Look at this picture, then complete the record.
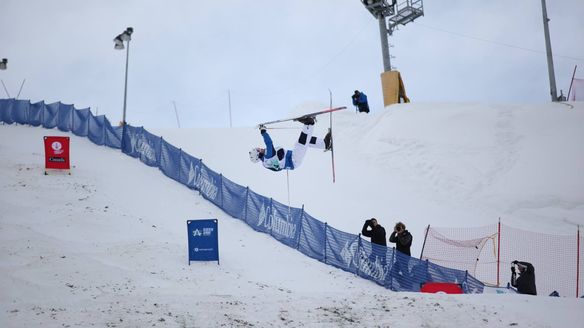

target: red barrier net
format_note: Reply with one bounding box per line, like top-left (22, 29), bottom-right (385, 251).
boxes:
top-left (421, 223), bottom-right (582, 297)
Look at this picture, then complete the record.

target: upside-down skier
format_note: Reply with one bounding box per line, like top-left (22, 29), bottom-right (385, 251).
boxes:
top-left (249, 116), bottom-right (332, 171)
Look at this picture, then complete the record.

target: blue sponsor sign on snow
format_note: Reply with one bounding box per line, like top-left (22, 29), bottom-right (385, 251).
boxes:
top-left (187, 219), bottom-right (219, 265)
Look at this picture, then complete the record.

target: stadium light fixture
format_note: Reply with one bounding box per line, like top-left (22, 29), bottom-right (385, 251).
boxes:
top-left (113, 27), bottom-right (134, 125)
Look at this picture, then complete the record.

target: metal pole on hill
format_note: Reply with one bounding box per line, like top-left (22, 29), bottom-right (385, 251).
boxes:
top-left (378, 15), bottom-right (391, 72)
top-left (16, 79), bottom-right (26, 99)
top-left (228, 89), bottom-right (233, 128)
top-left (1, 80), bottom-right (10, 98)
top-left (328, 89), bottom-right (336, 183)
top-left (113, 27), bottom-right (134, 125)
top-left (540, 0), bottom-right (558, 102)
top-left (172, 101), bottom-right (181, 128)
top-left (497, 218), bottom-right (501, 287)
top-left (567, 65), bottom-right (577, 101)
top-left (577, 226), bottom-right (580, 298)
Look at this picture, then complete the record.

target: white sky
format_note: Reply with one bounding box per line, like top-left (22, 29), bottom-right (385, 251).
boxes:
top-left (1, 0), bottom-right (583, 127)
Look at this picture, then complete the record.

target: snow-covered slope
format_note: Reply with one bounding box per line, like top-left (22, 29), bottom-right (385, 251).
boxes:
top-left (154, 102), bottom-right (584, 250)
top-left (1, 102), bottom-right (583, 327)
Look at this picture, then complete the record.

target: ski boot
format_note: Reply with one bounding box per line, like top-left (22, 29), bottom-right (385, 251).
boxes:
top-left (324, 130), bottom-right (332, 151)
top-left (296, 115), bottom-right (316, 125)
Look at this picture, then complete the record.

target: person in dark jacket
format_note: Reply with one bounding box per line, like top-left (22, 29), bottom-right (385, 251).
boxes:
top-left (361, 218), bottom-right (387, 246)
top-left (389, 221), bottom-right (412, 256)
top-left (511, 260), bottom-right (537, 295)
top-left (352, 90), bottom-right (370, 113)
top-left (388, 221), bottom-right (413, 288)
top-left (362, 218), bottom-right (387, 266)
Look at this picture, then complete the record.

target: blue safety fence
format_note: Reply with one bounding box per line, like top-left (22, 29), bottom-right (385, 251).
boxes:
top-left (0, 98), bottom-right (484, 294)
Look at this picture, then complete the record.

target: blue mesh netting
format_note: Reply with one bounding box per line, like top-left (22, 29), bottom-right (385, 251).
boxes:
top-left (0, 98), bottom-right (485, 294)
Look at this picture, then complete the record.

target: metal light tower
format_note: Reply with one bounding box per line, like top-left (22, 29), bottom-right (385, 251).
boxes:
top-left (540, 0), bottom-right (558, 101)
top-left (361, 1), bottom-right (423, 107)
top-left (1, 58), bottom-right (9, 98)
top-left (361, 0), bottom-right (424, 72)
top-left (113, 27), bottom-right (134, 125)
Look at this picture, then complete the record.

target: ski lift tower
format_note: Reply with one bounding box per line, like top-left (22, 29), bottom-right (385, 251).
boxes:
top-left (361, 0), bottom-right (424, 106)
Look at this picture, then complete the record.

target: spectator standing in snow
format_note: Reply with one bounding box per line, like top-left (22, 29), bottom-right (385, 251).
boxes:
top-left (352, 90), bottom-right (370, 113)
top-left (389, 221), bottom-right (412, 256)
top-left (362, 218), bottom-right (387, 265)
top-left (511, 260), bottom-right (537, 295)
top-left (388, 221), bottom-right (413, 288)
top-left (361, 218), bottom-right (387, 246)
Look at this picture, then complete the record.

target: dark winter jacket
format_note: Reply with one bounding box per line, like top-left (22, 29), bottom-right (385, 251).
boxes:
top-left (389, 230), bottom-right (412, 256)
top-left (362, 222), bottom-right (387, 246)
top-left (511, 261), bottom-right (537, 295)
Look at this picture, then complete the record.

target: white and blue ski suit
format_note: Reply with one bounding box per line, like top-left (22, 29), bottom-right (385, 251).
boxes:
top-left (260, 124), bottom-right (324, 171)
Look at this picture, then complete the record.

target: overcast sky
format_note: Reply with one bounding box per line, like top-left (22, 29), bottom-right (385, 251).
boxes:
top-left (1, 0), bottom-right (583, 127)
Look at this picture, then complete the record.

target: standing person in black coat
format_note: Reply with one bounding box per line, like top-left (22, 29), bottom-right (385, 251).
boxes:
top-left (362, 218), bottom-right (387, 266)
top-left (362, 218), bottom-right (387, 246)
top-left (511, 260), bottom-right (537, 295)
top-left (388, 222), bottom-right (413, 288)
top-left (389, 221), bottom-right (412, 256)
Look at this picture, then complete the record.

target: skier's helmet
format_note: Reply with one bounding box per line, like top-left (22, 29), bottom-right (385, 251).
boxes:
top-left (249, 148), bottom-right (262, 163)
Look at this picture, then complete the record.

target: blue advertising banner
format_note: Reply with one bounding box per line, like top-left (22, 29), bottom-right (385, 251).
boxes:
top-left (187, 219), bottom-right (219, 265)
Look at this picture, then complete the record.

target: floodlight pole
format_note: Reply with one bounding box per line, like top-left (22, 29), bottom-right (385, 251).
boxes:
top-left (540, 0), bottom-right (558, 102)
top-left (122, 39), bottom-right (130, 124)
top-left (114, 27), bottom-right (133, 125)
top-left (378, 16), bottom-right (391, 72)
top-left (0, 58), bottom-right (9, 98)
top-left (172, 100), bottom-right (181, 128)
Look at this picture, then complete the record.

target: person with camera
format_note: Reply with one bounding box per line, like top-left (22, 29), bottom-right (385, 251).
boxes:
top-left (511, 260), bottom-right (537, 295)
top-left (388, 222), bottom-right (413, 289)
top-left (389, 222), bottom-right (412, 256)
top-left (352, 90), bottom-right (370, 113)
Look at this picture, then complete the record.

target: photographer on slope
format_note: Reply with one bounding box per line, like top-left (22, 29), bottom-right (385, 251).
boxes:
top-left (511, 260), bottom-right (537, 295)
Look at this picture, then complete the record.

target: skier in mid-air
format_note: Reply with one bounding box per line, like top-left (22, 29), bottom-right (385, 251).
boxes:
top-left (249, 116), bottom-right (332, 171)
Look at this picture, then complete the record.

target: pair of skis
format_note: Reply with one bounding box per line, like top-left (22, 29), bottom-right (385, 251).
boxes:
top-left (257, 94), bottom-right (344, 183)
top-left (256, 106), bottom-right (346, 127)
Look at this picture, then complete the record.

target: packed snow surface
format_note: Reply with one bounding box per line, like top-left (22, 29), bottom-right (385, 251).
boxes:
top-left (1, 102), bottom-right (583, 327)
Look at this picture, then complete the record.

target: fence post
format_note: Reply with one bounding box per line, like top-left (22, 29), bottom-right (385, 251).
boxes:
top-left (197, 159), bottom-right (203, 195)
top-left (157, 136), bottom-right (163, 166)
top-left (268, 198), bottom-right (273, 235)
top-left (219, 174), bottom-right (224, 209)
top-left (296, 205), bottom-right (304, 250)
top-left (464, 270), bottom-right (469, 294)
top-left (389, 247), bottom-right (397, 290)
top-left (497, 218), bottom-right (501, 287)
top-left (244, 187), bottom-right (249, 222)
top-left (323, 222), bottom-right (328, 263)
top-left (420, 224), bottom-right (430, 259)
top-left (177, 149), bottom-right (182, 182)
top-left (577, 225), bottom-right (580, 298)
top-left (356, 233), bottom-right (362, 276)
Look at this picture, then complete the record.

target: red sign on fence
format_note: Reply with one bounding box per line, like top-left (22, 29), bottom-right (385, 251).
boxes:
top-left (44, 136), bottom-right (70, 173)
